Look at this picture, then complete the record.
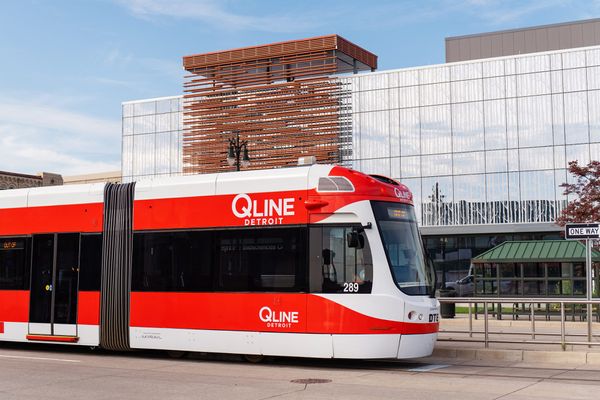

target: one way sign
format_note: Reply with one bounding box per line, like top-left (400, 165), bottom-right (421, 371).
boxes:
top-left (565, 223), bottom-right (600, 239)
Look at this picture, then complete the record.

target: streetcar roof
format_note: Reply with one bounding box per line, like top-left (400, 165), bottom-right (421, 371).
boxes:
top-left (0, 164), bottom-right (412, 208)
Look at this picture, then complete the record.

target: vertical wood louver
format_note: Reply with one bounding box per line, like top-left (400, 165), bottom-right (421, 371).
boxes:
top-left (182, 35), bottom-right (377, 174)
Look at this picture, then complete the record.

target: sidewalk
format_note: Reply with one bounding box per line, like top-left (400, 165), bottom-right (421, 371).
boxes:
top-left (431, 313), bottom-right (600, 364)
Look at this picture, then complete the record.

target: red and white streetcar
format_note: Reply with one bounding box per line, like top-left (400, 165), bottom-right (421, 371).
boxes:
top-left (0, 164), bottom-right (438, 359)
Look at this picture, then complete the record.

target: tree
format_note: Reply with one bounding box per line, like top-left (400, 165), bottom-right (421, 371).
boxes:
top-left (556, 160), bottom-right (600, 226)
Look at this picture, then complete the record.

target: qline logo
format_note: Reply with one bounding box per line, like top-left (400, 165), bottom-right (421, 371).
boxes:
top-left (231, 193), bottom-right (295, 226)
top-left (259, 306), bottom-right (299, 329)
top-left (394, 187), bottom-right (412, 200)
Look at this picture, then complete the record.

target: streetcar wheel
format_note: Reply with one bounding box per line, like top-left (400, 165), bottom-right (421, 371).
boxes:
top-left (167, 350), bottom-right (188, 359)
top-left (243, 354), bottom-right (264, 363)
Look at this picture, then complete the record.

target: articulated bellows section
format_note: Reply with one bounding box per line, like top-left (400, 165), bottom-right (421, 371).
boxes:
top-left (100, 182), bottom-right (136, 351)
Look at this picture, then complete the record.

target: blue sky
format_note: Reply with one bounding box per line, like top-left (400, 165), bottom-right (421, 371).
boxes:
top-left (1, 0), bottom-right (599, 175)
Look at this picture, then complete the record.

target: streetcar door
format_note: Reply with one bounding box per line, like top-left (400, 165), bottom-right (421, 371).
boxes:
top-left (29, 233), bottom-right (80, 337)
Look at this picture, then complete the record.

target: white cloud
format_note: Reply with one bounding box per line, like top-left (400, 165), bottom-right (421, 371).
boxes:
top-left (0, 96), bottom-right (121, 176)
top-left (116, 0), bottom-right (317, 32)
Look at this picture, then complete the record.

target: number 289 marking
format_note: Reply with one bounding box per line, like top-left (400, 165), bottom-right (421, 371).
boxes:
top-left (343, 282), bottom-right (359, 293)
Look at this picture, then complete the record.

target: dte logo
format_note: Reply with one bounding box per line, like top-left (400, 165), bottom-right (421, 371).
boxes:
top-left (231, 193), bottom-right (295, 226)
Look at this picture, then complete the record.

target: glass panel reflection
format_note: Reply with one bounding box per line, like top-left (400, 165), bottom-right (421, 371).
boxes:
top-left (420, 105), bottom-right (451, 154)
top-left (451, 79), bottom-right (482, 103)
top-left (486, 150), bottom-right (507, 173)
top-left (420, 83), bottom-right (450, 106)
top-left (483, 77), bottom-right (505, 100)
top-left (422, 154), bottom-right (452, 176)
top-left (358, 111), bottom-right (390, 158)
top-left (517, 95), bottom-right (553, 148)
top-left (401, 156), bottom-right (421, 178)
top-left (566, 144), bottom-right (590, 165)
top-left (399, 108), bottom-right (420, 156)
top-left (453, 152), bottom-right (484, 175)
top-left (155, 132), bottom-right (170, 175)
top-left (484, 99), bottom-right (507, 150)
top-left (519, 147), bottom-right (553, 171)
top-left (452, 102), bottom-right (484, 152)
top-left (486, 173), bottom-right (509, 223)
top-left (517, 72), bottom-right (551, 96)
top-left (134, 101), bottom-right (155, 116)
top-left (453, 174), bottom-right (486, 225)
top-left (421, 176), bottom-right (453, 226)
top-left (132, 134), bottom-right (155, 177)
top-left (564, 92), bottom-right (589, 144)
top-left (563, 68), bottom-right (587, 92)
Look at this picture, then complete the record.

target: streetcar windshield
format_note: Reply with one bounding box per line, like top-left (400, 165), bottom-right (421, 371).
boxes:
top-left (372, 202), bottom-right (433, 295)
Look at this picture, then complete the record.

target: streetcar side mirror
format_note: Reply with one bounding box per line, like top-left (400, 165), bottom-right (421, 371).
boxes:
top-left (347, 231), bottom-right (365, 249)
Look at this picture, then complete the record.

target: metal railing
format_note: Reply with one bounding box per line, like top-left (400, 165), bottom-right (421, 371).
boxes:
top-left (437, 297), bottom-right (600, 350)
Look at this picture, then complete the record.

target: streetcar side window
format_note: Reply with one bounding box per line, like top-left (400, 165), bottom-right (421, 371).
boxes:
top-left (217, 228), bottom-right (307, 292)
top-left (132, 228), bottom-right (307, 293)
top-left (79, 234), bottom-right (102, 291)
top-left (132, 231), bottom-right (213, 292)
top-left (309, 226), bottom-right (373, 293)
top-left (0, 237), bottom-right (30, 290)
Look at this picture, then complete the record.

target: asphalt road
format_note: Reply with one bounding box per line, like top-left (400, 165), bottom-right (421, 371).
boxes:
top-left (0, 342), bottom-right (599, 399)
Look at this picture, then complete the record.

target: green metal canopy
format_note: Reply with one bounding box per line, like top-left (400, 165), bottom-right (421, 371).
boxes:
top-left (472, 240), bottom-right (600, 263)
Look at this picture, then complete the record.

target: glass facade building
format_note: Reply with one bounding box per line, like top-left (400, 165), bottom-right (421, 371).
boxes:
top-left (121, 45), bottom-right (600, 276)
top-left (122, 96), bottom-right (183, 182)
top-left (340, 45), bottom-right (600, 231)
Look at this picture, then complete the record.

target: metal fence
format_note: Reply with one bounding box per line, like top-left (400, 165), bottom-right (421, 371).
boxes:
top-left (437, 297), bottom-right (600, 350)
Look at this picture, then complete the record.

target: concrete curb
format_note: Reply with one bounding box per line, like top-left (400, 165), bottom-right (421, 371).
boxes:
top-left (432, 346), bottom-right (599, 364)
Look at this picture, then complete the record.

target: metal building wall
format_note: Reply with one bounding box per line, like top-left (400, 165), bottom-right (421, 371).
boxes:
top-left (446, 19), bottom-right (600, 63)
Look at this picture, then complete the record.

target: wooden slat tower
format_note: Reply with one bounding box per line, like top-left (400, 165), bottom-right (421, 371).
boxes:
top-left (182, 35), bottom-right (377, 174)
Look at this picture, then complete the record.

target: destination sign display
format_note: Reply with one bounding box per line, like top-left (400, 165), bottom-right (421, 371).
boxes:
top-left (565, 223), bottom-right (600, 239)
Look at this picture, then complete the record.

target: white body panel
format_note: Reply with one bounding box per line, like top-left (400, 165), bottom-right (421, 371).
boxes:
top-left (259, 332), bottom-right (333, 358)
top-left (131, 327), bottom-right (418, 359)
top-left (398, 332), bottom-right (437, 359)
top-left (76, 325), bottom-right (100, 346)
top-left (0, 322), bottom-right (29, 342)
top-left (53, 323), bottom-right (77, 336)
top-left (0, 323), bottom-right (99, 346)
top-left (131, 327), bottom-right (262, 355)
top-left (28, 322), bottom-right (51, 335)
top-left (27, 183), bottom-right (105, 207)
top-left (333, 334), bottom-right (401, 359)
top-left (0, 188), bottom-right (29, 209)
top-left (134, 165), bottom-right (335, 201)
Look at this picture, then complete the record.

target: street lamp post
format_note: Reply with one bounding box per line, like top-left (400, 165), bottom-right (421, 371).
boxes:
top-left (226, 132), bottom-right (251, 171)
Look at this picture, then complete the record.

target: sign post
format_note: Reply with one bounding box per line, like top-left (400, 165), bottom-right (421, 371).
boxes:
top-left (565, 223), bottom-right (600, 347)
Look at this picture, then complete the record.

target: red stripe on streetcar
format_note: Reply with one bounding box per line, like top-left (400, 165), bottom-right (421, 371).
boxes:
top-left (0, 291), bottom-right (29, 323)
top-left (26, 335), bottom-right (79, 343)
top-left (130, 292), bottom-right (438, 335)
top-left (133, 190), bottom-right (310, 231)
top-left (0, 203), bottom-right (103, 235)
top-left (77, 291), bottom-right (100, 325)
